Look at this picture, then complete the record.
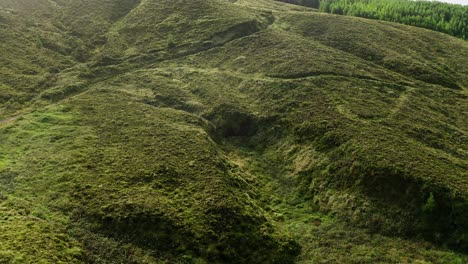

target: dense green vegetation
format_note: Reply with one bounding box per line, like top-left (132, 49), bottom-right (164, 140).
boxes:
top-left (277, 0), bottom-right (468, 40)
top-left (320, 0), bottom-right (468, 39)
top-left (0, 0), bottom-right (467, 263)
top-left (318, 0), bottom-right (468, 40)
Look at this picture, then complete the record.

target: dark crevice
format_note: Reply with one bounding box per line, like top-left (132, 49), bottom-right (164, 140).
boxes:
top-left (204, 104), bottom-right (259, 139)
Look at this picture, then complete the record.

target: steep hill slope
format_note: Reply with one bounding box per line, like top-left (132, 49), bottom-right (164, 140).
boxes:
top-left (0, 0), bottom-right (467, 263)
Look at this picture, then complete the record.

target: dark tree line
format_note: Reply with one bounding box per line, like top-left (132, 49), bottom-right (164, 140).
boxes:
top-left (276, 0), bottom-right (320, 8)
top-left (277, 0), bottom-right (468, 40)
top-left (319, 0), bottom-right (467, 40)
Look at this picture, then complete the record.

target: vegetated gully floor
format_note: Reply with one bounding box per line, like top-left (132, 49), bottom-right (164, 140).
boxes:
top-left (221, 142), bottom-right (325, 251)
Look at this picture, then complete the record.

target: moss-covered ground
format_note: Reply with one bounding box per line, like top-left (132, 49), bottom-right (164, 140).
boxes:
top-left (0, 0), bottom-right (467, 263)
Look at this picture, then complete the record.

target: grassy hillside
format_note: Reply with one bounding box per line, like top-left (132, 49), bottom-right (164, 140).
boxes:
top-left (0, 6), bottom-right (76, 115)
top-left (0, 0), bottom-right (467, 263)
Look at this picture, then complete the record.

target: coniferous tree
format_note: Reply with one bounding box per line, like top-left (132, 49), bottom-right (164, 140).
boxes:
top-left (316, 0), bottom-right (468, 40)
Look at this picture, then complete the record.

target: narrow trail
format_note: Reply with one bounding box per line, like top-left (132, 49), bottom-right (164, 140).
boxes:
top-left (0, 114), bottom-right (21, 126)
top-left (388, 87), bottom-right (416, 118)
top-left (154, 65), bottom-right (397, 85)
top-left (334, 86), bottom-right (417, 123)
top-left (152, 65), bottom-right (418, 125)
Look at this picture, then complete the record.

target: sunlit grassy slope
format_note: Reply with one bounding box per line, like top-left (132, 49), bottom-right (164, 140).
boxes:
top-left (0, 0), bottom-right (467, 263)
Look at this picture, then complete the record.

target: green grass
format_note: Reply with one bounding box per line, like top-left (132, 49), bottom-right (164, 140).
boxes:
top-left (0, 0), bottom-right (467, 263)
top-left (0, 88), bottom-right (299, 263)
